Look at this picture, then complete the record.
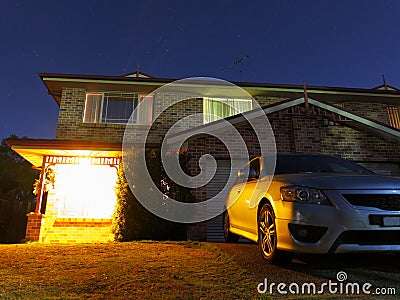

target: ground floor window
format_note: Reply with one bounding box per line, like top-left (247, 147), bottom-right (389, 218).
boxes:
top-left (55, 162), bottom-right (117, 218)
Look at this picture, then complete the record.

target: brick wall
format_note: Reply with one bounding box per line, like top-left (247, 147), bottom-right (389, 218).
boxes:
top-left (292, 117), bottom-right (321, 153)
top-left (187, 113), bottom-right (400, 178)
top-left (319, 123), bottom-right (400, 161)
top-left (344, 102), bottom-right (390, 125)
top-left (33, 185), bottom-right (114, 243)
top-left (146, 97), bottom-right (203, 144)
top-left (254, 96), bottom-right (288, 107)
top-left (40, 217), bottom-right (113, 243)
top-left (25, 213), bottom-right (43, 241)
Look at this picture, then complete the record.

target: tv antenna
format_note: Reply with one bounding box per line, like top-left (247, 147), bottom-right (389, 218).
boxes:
top-left (222, 55), bottom-right (250, 73)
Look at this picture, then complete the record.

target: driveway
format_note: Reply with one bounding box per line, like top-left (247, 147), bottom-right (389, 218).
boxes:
top-left (213, 242), bottom-right (399, 298)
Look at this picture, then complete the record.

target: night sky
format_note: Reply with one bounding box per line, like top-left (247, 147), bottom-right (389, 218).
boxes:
top-left (1, 0), bottom-right (399, 140)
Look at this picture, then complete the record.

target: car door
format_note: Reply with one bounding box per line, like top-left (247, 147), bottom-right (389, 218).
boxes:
top-left (227, 158), bottom-right (260, 233)
top-left (226, 166), bottom-right (248, 230)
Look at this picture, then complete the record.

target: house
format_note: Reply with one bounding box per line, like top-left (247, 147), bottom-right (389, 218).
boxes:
top-left (7, 71), bottom-right (400, 243)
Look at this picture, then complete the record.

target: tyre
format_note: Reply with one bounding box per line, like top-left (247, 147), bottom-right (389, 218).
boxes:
top-left (258, 203), bottom-right (293, 264)
top-left (223, 211), bottom-right (240, 243)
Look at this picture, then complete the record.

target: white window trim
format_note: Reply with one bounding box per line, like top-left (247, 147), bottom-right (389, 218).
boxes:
top-left (84, 92), bottom-right (154, 125)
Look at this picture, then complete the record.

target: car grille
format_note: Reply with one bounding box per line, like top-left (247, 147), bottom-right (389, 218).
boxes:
top-left (329, 230), bottom-right (400, 253)
top-left (342, 194), bottom-right (400, 211)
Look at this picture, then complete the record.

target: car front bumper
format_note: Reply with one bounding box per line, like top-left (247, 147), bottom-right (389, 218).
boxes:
top-left (274, 190), bottom-right (400, 254)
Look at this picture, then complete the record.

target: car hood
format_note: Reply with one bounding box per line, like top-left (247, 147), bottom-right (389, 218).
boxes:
top-left (273, 173), bottom-right (400, 190)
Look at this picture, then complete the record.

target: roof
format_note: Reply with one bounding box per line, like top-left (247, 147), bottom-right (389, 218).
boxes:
top-left (122, 71), bottom-right (154, 78)
top-left (372, 83), bottom-right (400, 91)
top-left (39, 72), bottom-right (400, 106)
top-left (165, 97), bottom-right (400, 145)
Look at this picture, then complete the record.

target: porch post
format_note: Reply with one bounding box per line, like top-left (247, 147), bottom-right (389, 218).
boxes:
top-left (34, 155), bottom-right (47, 214)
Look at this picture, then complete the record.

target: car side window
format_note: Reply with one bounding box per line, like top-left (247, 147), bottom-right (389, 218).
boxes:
top-left (234, 158), bottom-right (261, 185)
top-left (249, 158), bottom-right (260, 181)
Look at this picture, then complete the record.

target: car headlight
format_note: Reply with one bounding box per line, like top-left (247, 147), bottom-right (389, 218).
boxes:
top-left (280, 186), bottom-right (331, 205)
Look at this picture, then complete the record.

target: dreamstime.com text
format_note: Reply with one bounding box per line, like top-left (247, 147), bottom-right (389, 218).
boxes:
top-left (257, 271), bottom-right (396, 296)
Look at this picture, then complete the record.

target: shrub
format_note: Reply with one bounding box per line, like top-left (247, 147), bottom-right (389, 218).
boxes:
top-left (112, 149), bottom-right (194, 241)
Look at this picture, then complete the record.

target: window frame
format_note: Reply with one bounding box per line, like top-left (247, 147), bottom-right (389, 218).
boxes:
top-left (101, 92), bottom-right (139, 124)
top-left (203, 97), bottom-right (253, 124)
top-left (55, 163), bottom-right (118, 219)
top-left (83, 92), bottom-right (154, 125)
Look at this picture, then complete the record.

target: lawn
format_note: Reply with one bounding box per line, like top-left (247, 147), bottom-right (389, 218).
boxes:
top-left (0, 242), bottom-right (256, 299)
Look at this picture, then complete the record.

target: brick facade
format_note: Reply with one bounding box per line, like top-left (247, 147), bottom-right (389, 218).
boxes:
top-left (26, 76), bottom-right (400, 242)
top-left (344, 102), bottom-right (391, 125)
top-left (25, 213), bottom-right (43, 241)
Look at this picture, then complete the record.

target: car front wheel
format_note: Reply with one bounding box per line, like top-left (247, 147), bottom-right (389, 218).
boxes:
top-left (258, 203), bottom-right (293, 264)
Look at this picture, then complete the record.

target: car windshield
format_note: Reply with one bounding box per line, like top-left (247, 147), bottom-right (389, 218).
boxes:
top-left (274, 155), bottom-right (373, 175)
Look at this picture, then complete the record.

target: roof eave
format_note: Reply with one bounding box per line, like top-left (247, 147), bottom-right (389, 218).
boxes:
top-left (6, 139), bottom-right (123, 167)
top-left (39, 73), bottom-right (400, 107)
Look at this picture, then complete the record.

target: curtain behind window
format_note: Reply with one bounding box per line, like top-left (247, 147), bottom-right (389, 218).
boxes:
top-left (205, 99), bottom-right (225, 123)
top-left (83, 93), bottom-right (102, 123)
top-left (204, 98), bottom-right (252, 123)
top-left (227, 99), bottom-right (252, 115)
top-left (137, 94), bottom-right (153, 125)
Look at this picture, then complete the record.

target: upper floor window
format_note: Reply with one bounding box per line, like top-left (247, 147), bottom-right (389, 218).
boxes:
top-left (83, 92), bottom-right (153, 125)
top-left (203, 97), bottom-right (252, 124)
top-left (387, 106), bottom-right (400, 129)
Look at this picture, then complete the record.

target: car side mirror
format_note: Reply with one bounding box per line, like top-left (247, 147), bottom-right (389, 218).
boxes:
top-left (248, 168), bottom-right (258, 179)
top-left (238, 168), bottom-right (258, 179)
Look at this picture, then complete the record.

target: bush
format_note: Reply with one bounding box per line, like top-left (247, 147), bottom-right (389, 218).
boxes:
top-left (112, 149), bottom-right (194, 241)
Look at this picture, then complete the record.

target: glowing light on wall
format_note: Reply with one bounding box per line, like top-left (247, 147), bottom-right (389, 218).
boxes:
top-left (54, 160), bottom-right (117, 218)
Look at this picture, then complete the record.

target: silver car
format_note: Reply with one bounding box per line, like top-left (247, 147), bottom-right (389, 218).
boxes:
top-left (223, 154), bottom-right (400, 264)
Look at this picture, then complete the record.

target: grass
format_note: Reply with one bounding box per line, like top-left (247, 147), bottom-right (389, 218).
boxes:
top-left (0, 241), bottom-right (256, 299)
top-left (1, 242), bottom-right (398, 299)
